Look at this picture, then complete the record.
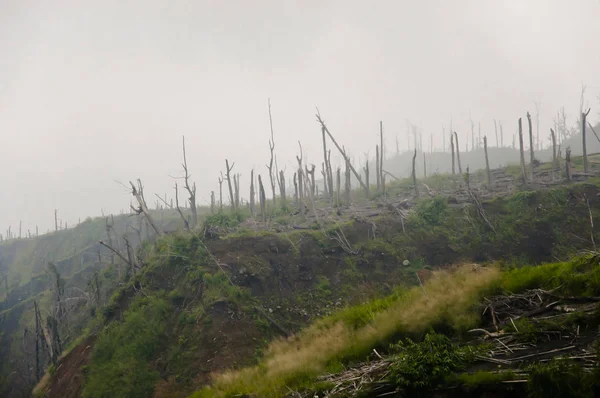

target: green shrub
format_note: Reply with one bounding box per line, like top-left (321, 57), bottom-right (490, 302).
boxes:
top-left (527, 359), bottom-right (596, 398)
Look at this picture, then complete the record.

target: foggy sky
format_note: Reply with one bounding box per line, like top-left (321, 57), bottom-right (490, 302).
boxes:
top-left (1, 0), bottom-right (599, 234)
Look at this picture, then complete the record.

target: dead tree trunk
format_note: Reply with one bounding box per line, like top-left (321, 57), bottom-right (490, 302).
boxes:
top-left (566, 147), bottom-right (572, 181)
top-left (518, 118), bottom-right (527, 185)
top-left (344, 158), bottom-right (351, 205)
top-left (305, 164), bottom-right (316, 196)
top-left (278, 170), bottom-right (286, 207)
top-left (181, 136), bottom-right (197, 228)
top-left (34, 300), bottom-right (50, 381)
top-left (336, 167), bottom-right (341, 206)
top-left (321, 126), bottom-right (331, 199)
top-left (54, 210), bottom-right (58, 232)
top-left (451, 133), bottom-right (456, 175)
top-left (266, 98), bottom-right (277, 208)
top-left (225, 160), bottom-right (236, 210)
top-left (363, 161), bottom-right (370, 199)
top-left (484, 136), bottom-right (491, 186)
top-left (582, 108), bottom-right (592, 173)
top-left (218, 175), bottom-right (224, 211)
top-left (376, 145), bottom-right (381, 192)
top-left (174, 183), bottom-right (190, 231)
top-left (423, 153), bottom-right (427, 178)
top-left (494, 119), bottom-right (499, 147)
top-left (527, 112), bottom-right (535, 181)
top-left (499, 122), bottom-right (504, 147)
top-left (210, 191), bottom-right (215, 214)
top-left (105, 215), bottom-right (115, 265)
top-left (412, 149), bottom-right (419, 197)
top-left (234, 174), bottom-right (240, 209)
top-left (250, 169), bottom-right (255, 217)
top-left (293, 172), bottom-right (298, 206)
top-left (258, 175), bottom-right (266, 222)
top-left (551, 128), bottom-right (557, 181)
top-left (379, 120), bottom-right (384, 188)
top-left (454, 132), bottom-right (463, 174)
top-left (130, 179), bottom-right (162, 236)
top-left (316, 113), bottom-right (368, 190)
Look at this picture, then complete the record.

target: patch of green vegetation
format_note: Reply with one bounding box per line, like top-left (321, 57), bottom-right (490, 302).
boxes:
top-left (203, 210), bottom-right (248, 229)
top-left (83, 295), bottom-right (172, 398)
top-left (527, 358), bottom-right (600, 398)
top-left (453, 370), bottom-right (516, 387)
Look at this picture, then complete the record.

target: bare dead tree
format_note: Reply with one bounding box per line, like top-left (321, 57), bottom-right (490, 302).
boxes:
top-left (484, 136), bottom-right (491, 186)
top-left (582, 108), bottom-right (592, 173)
top-left (123, 235), bottom-right (138, 277)
top-left (566, 147), bottom-right (572, 181)
top-left (375, 145), bottom-right (381, 192)
top-left (210, 191), bottom-right (215, 214)
top-left (320, 125), bottom-right (331, 199)
top-left (105, 215), bottom-right (115, 265)
top-left (316, 112), bottom-right (368, 190)
top-left (423, 152), bottom-right (427, 178)
top-left (363, 160), bottom-right (370, 198)
top-left (99, 240), bottom-right (131, 267)
top-left (34, 300), bottom-right (50, 380)
top-left (499, 121), bottom-right (504, 147)
top-left (527, 112), bottom-right (535, 181)
top-left (249, 169), bottom-right (255, 217)
top-left (258, 175), bottom-right (266, 222)
top-left (336, 167), bottom-right (341, 206)
top-left (234, 173), bottom-right (240, 209)
top-left (454, 132), bottom-right (463, 174)
top-left (551, 128), bottom-right (557, 181)
top-left (181, 136), bottom-right (197, 228)
top-left (54, 209), bottom-right (58, 232)
top-left (218, 174), bottom-right (224, 211)
top-left (266, 98), bottom-right (278, 208)
top-left (296, 142), bottom-right (304, 204)
top-left (412, 149), bottom-right (419, 196)
top-left (174, 183), bottom-right (190, 231)
top-left (379, 120), bottom-right (384, 187)
top-left (130, 179), bottom-right (162, 236)
top-left (518, 118), bottom-right (527, 185)
top-left (494, 119), bottom-right (499, 147)
top-left (278, 170), bottom-right (286, 207)
top-left (451, 133), bottom-right (456, 175)
top-left (225, 159), bottom-right (236, 210)
top-left (321, 162), bottom-right (328, 196)
top-left (291, 172), bottom-right (297, 206)
top-left (344, 157), bottom-right (351, 206)
top-left (305, 164), bottom-right (316, 196)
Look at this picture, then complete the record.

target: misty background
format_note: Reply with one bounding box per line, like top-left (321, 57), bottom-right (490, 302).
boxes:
top-left (1, 0), bottom-right (599, 234)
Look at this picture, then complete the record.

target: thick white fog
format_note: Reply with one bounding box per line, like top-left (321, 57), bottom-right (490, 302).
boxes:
top-left (0, 0), bottom-right (599, 233)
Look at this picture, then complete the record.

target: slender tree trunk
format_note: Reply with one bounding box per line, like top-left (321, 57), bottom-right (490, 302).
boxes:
top-left (379, 120), bottom-right (384, 187)
top-left (376, 145), bottom-right (381, 192)
top-left (54, 210), bottom-right (58, 232)
top-left (518, 118), bottom-right (527, 185)
top-left (551, 128), bottom-right (557, 181)
top-left (499, 122), bottom-right (504, 147)
top-left (494, 119), bottom-right (499, 147)
top-left (527, 112), bottom-right (535, 181)
top-left (566, 147), bottom-right (572, 181)
top-left (451, 133), bottom-right (455, 175)
top-left (321, 126), bottom-right (330, 198)
top-left (454, 132), bottom-right (463, 174)
top-left (249, 169), bottom-right (255, 216)
top-left (258, 175), bottom-right (266, 222)
top-left (344, 159), bottom-right (351, 206)
top-left (336, 167), bottom-right (341, 206)
top-left (582, 109), bottom-right (591, 173)
top-left (423, 153), bottom-right (427, 179)
top-left (364, 161), bottom-right (370, 199)
top-left (218, 177), bottom-right (223, 211)
top-left (225, 159), bottom-right (235, 210)
top-left (484, 136), bottom-right (491, 186)
top-left (412, 149), bottom-right (419, 196)
top-left (293, 172), bottom-right (298, 206)
top-left (279, 170), bottom-right (286, 207)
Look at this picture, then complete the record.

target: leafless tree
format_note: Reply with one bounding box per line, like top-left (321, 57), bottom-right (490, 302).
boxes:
top-left (518, 118), bottom-right (527, 185)
top-left (264, 99), bottom-right (278, 209)
top-left (379, 120), bottom-right (384, 187)
top-left (450, 133), bottom-right (455, 175)
top-left (180, 136), bottom-right (197, 228)
top-left (130, 179), bottom-right (162, 236)
top-left (225, 159), bottom-right (236, 210)
top-left (249, 169), bottom-right (255, 217)
top-left (258, 175), bottom-right (266, 222)
top-left (454, 131), bottom-right (463, 174)
top-left (550, 128), bottom-right (557, 181)
top-left (375, 145), bottom-right (381, 192)
top-left (582, 108), bottom-right (592, 173)
top-left (174, 183), bottom-right (190, 231)
top-left (412, 149), bottom-right (418, 197)
top-left (527, 112), bottom-right (535, 181)
top-left (484, 136), bottom-right (491, 186)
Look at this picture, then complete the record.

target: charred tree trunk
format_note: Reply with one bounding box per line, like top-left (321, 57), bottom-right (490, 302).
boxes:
top-left (484, 136), bottom-right (491, 187)
top-left (412, 149), bottom-right (419, 197)
top-left (527, 112), bottom-right (535, 181)
top-left (336, 167), bottom-right (341, 206)
top-left (518, 118), bottom-right (527, 185)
